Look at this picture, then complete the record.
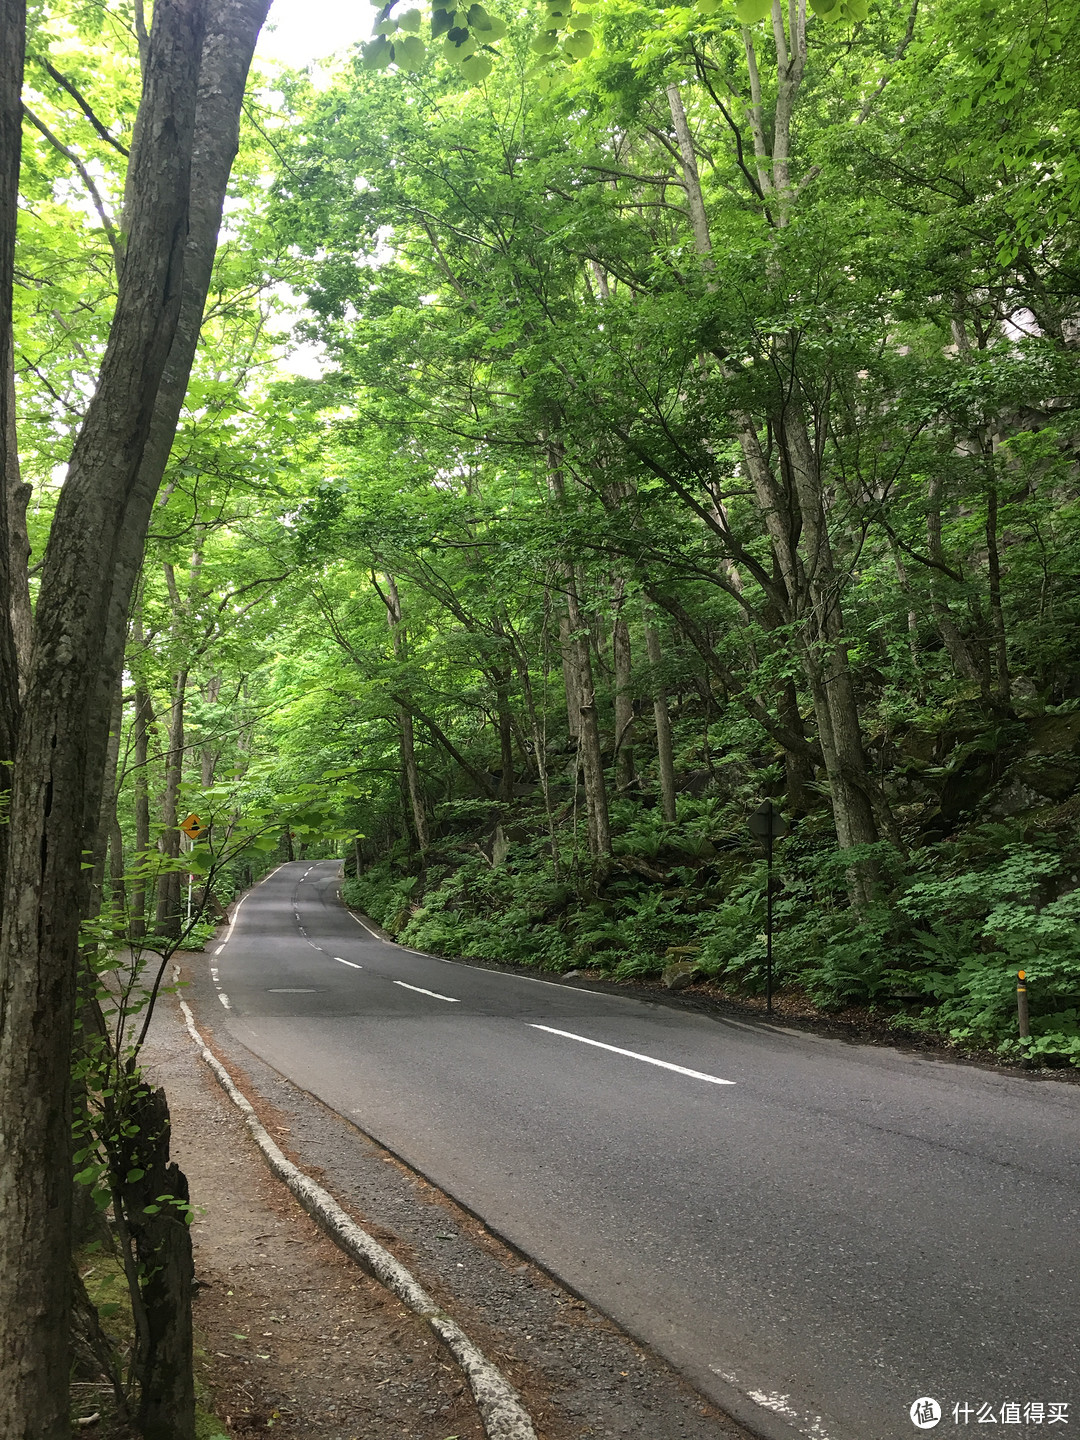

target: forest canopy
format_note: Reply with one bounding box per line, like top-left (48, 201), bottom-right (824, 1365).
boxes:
top-left (13, 0), bottom-right (1080, 1065)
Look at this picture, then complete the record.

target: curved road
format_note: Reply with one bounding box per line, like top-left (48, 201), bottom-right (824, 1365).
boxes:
top-left (212, 860), bottom-right (1079, 1440)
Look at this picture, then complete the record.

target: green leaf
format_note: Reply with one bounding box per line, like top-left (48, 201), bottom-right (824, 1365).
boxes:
top-left (393, 34), bottom-right (426, 69)
top-left (474, 13), bottom-right (506, 38)
top-left (807, 0), bottom-right (838, 12)
top-left (733, 0), bottom-right (771, 23)
top-left (842, 0), bottom-right (868, 18)
top-left (563, 28), bottom-right (595, 57)
top-left (126, 1167), bottom-right (145, 1183)
top-left (698, 0), bottom-right (722, 12)
top-left (361, 35), bottom-right (393, 68)
top-left (397, 6), bottom-right (422, 30)
top-left (531, 29), bottom-right (559, 53)
top-left (443, 30), bottom-right (478, 58)
top-left (459, 52), bottom-right (493, 81)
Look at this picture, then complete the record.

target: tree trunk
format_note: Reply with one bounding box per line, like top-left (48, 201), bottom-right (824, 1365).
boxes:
top-left (130, 675), bottom-right (156, 942)
top-left (201, 673), bottom-right (221, 785)
top-left (113, 1085), bottom-right (195, 1440)
top-left (493, 669), bottom-right (515, 801)
top-left (559, 612), bottom-right (582, 740)
top-left (565, 583), bottom-right (611, 859)
top-left (984, 464), bottom-right (1011, 706)
top-left (778, 678), bottom-right (813, 816)
top-left (612, 578), bottom-right (635, 791)
top-left (0, 0), bottom-right (26, 912)
top-left (545, 446), bottom-right (610, 858)
top-left (4, 337), bottom-right (32, 683)
top-left (384, 575), bottom-right (429, 852)
top-left (0, 1), bottom-right (269, 1428)
top-left (644, 616), bottom-right (677, 823)
top-left (155, 670), bottom-right (188, 940)
top-left (926, 473), bottom-right (983, 689)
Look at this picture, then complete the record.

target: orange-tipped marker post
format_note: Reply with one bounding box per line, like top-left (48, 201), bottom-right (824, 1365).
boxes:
top-left (1017, 970), bottom-right (1030, 1039)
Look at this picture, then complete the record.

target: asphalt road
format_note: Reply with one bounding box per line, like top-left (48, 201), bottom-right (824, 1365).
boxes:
top-left (213, 860), bottom-right (1080, 1440)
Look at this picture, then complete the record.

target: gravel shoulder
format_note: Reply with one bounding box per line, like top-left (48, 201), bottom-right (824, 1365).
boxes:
top-left (153, 946), bottom-right (755, 1440)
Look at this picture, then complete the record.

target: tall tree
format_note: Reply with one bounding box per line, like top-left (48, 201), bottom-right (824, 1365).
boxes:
top-left (0, 0), bottom-right (270, 1431)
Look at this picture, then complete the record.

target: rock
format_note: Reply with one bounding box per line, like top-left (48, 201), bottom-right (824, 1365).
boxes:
top-left (1026, 709), bottom-right (1080, 756)
top-left (986, 780), bottom-right (1046, 817)
top-left (662, 961), bottom-right (698, 991)
top-left (1011, 756), bottom-right (1080, 800)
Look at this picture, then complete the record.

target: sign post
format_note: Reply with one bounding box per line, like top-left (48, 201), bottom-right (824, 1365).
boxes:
top-left (180, 815), bottom-right (205, 927)
top-left (748, 800), bottom-right (789, 1014)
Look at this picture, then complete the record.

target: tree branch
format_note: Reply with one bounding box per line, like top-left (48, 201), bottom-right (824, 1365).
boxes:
top-left (22, 104), bottom-right (122, 271)
top-left (36, 58), bottom-right (129, 156)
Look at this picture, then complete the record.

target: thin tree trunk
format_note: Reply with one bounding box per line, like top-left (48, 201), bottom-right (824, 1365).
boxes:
top-left (984, 466), bottom-right (1011, 706)
top-left (155, 669), bottom-right (188, 940)
top-left (612, 577), bottom-right (635, 791)
top-left (545, 447), bottom-right (610, 859)
top-left (4, 338), bottom-right (32, 683)
top-left (494, 670), bottom-right (515, 800)
top-left (384, 575), bottom-right (429, 852)
top-left (644, 616), bottom-right (677, 823)
top-left (559, 613), bottom-right (582, 739)
top-left (130, 676), bottom-right (155, 943)
top-left (200, 673), bottom-right (221, 786)
top-left (565, 581), bottom-right (611, 859)
top-left (926, 473), bottom-right (983, 689)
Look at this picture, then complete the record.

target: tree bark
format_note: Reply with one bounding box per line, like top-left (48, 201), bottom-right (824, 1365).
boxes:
top-left (612, 577), bottom-right (636, 791)
top-left (565, 579), bottom-right (611, 859)
top-left (112, 1085), bottom-right (195, 1440)
top-left (0, 0), bottom-right (27, 910)
top-left (155, 669), bottom-right (188, 940)
top-left (644, 616), bottom-right (677, 823)
top-left (0, 0), bottom-right (269, 1430)
top-left (130, 671), bottom-right (156, 942)
top-left (5, 337), bottom-right (32, 683)
top-left (384, 575), bottom-right (429, 852)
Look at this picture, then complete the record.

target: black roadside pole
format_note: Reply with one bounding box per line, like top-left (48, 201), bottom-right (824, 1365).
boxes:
top-left (749, 800), bottom-right (789, 1014)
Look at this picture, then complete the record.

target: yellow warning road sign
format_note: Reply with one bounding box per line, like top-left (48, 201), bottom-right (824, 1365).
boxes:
top-left (180, 813), bottom-right (205, 840)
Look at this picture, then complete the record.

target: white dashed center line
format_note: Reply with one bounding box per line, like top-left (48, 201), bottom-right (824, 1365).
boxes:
top-left (527, 1025), bottom-right (735, 1086)
top-left (393, 981), bottom-right (460, 1003)
top-left (218, 993), bottom-right (231, 1009)
top-left (335, 957), bottom-right (362, 969)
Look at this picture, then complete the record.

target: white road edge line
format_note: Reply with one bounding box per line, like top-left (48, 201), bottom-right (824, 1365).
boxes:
top-left (177, 992), bottom-right (535, 1440)
top-left (349, 911), bottom-right (386, 940)
top-left (527, 1025), bottom-right (735, 1086)
top-left (393, 980), bottom-right (460, 1003)
top-left (217, 993), bottom-right (231, 1009)
top-left (335, 957), bottom-right (362, 969)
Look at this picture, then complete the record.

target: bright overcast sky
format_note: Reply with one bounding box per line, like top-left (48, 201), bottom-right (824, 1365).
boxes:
top-left (256, 0), bottom-right (374, 69)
